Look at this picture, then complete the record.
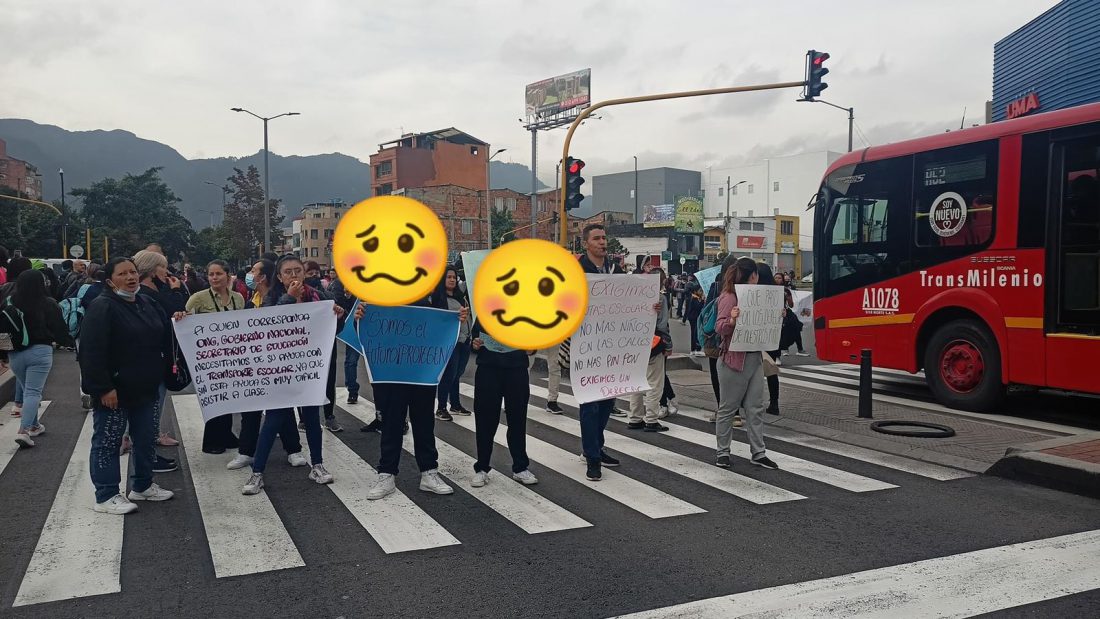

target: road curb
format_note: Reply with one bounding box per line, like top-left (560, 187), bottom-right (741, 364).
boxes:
top-left (987, 433), bottom-right (1100, 499)
top-left (0, 371), bottom-right (13, 407)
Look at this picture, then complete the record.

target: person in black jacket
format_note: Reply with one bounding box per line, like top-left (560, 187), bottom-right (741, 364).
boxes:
top-left (5, 269), bottom-right (75, 448)
top-left (79, 257), bottom-right (175, 515)
top-left (468, 319), bottom-right (538, 487)
top-left (329, 276), bottom-right (362, 405)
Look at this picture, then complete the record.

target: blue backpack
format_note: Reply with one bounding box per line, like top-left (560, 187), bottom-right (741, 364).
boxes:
top-left (59, 284), bottom-right (91, 339)
top-left (0, 298), bottom-right (29, 352)
top-left (696, 297), bottom-right (720, 350)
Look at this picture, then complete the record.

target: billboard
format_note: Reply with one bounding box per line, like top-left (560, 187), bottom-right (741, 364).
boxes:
top-left (642, 204), bottom-right (675, 228)
top-left (525, 69), bottom-right (592, 119)
top-left (736, 235), bottom-right (766, 249)
top-left (674, 196), bottom-right (704, 233)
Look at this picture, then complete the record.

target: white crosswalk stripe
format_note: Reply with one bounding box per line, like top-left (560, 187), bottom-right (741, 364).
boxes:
top-left (0, 400), bottom-right (50, 479)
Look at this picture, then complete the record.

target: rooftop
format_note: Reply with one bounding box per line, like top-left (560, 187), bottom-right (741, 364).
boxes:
top-left (378, 127), bottom-right (488, 150)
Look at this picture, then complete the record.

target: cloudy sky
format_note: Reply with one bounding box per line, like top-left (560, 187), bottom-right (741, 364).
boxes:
top-left (1, 0), bottom-right (1057, 185)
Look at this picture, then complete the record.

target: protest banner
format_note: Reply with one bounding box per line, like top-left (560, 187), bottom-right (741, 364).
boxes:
top-left (354, 304), bottom-right (460, 385)
top-left (461, 249), bottom-right (491, 328)
top-left (728, 284), bottom-right (785, 351)
top-left (792, 290), bottom-right (814, 325)
top-left (336, 301), bottom-right (365, 355)
top-left (570, 274), bottom-right (660, 405)
top-left (173, 300), bottom-right (336, 422)
top-left (694, 264), bottom-right (721, 296)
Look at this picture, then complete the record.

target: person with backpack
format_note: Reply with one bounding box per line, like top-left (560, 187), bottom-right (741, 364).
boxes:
top-left (2, 270), bottom-right (75, 448)
top-left (713, 257), bottom-right (778, 471)
top-left (685, 285), bottom-right (705, 357)
top-left (698, 255), bottom-right (740, 426)
top-left (79, 257), bottom-right (175, 514)
top-left (0, 257), bottom-right (33, 418)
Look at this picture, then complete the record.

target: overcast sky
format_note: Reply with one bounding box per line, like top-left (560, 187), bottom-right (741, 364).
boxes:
top-left (1, 0), bottom-right (1057, 186)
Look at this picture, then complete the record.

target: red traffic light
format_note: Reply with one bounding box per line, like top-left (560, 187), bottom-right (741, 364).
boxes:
top-left (813, 52), bottom-right (830, 65)
top-left (567, 159), bottom-right (585, 174)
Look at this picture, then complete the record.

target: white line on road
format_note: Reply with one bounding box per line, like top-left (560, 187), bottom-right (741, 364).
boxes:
top-left (0, 400), bottom-right (50, 479)
top-left (172, 396), bottom-right (305, 578)
top-left (14, 413), bottom-right (125, 607)
top-left (527, 384), bottom-right (896, 494)
top-left (613, 528), bottom-right (1100, 618)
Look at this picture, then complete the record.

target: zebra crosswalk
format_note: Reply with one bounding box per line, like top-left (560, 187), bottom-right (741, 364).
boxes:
top-left (4, 378), bottom-right (976, 609)
top-left (776, 363), bottom-right (935, 404)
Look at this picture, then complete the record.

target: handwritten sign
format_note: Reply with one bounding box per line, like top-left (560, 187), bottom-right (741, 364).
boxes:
top-left (694, 265), bottom-right (721, 297)
top-left (729, 284), bottom-right (785, 352)
top-left (354, 304), bottom-right (460, 385)
top-left (173, 301), bottom-right (337, 422)
top-left (336, 301), bottom-right (365, 355)
top-left (792, 290), bottom-right (814, 325)
top-left (570, 274), bottom-right (659, 405)
top-left (461, 249), bottom-right (491, 329)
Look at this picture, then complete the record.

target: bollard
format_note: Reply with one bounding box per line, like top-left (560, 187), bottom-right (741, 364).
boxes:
top-left (858, 348), bottom-right (873, 419)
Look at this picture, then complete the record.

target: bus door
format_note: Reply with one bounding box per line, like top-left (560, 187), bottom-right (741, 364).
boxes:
top-left (1045, 123), bottom-right (1100, 392)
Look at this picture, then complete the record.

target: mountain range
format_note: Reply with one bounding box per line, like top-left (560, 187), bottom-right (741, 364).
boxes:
top-left (0, 119), bottom-right (554, 229)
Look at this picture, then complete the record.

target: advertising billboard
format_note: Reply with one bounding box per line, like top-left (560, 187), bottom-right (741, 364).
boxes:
top-left (674, 196), bottom-right (704, 233)
top-left (525, 69), bottom-right (592, 119)
top-left (642, 204), bottom-right (676, 228)
top-left (736, 235), bottom-right (767, 249)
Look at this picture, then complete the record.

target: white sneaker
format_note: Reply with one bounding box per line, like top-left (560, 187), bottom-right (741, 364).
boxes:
top-left (512, 470), bottom-right (538, 485)
top-left (796, 351), bottom-right (810, 357)
top-left (227, 454), bottom-right (254, 470)
top-left (471, 471), bottom-right (489, 487)
top-left (242, 472), bottom-right (264, 495)
top-left (419, 469), bottom-right (454, 495)
top-left (657, 405), bottom-right (669, 419)
top-left (667, 399), bottom-right (679, 415)
top-left (775, 357), bottom-right (782, 366)
top-left (287, 452), bottom-right (308, 467)
top-left (27, 423), bottom-right (45, 437)
top-left (128, 483), bottom-right (174, 502)
top-left (367, 473), bottom-right (396, 500)
top-left (309, 463), bottom-right (334, 484)
top-left (94, 494), bottom-right (138, 515)
top-left (14, 433), bottom-right (34, 448)
top-left (782, 350), bottom-right (790, 356)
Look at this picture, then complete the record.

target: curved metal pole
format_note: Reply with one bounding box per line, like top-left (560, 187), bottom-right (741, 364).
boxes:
top-left (558, 79), bottom-right (806, 247)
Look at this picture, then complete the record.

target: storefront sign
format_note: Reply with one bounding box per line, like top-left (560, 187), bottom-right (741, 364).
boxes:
top-left (1005, 92), bottom-right (1040, 120)
top-left (674, 197), bottom-right (704, 233)
top-left (737, 235), bottom-right (766, 249)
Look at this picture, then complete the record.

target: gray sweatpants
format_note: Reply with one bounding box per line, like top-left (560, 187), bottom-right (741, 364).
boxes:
top-left (716, 353), bottom-right (767, 459)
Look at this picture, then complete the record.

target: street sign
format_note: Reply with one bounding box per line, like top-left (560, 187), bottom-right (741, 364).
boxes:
top-left (679, 257), bottom-right (686, 265)
top-left (660, 251), bottom-right (672, 261)
top-left (69, 245), bottom-right (84, 258)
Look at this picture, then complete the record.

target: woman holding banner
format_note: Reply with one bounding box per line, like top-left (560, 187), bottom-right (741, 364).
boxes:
top-left (242, 255), bottom-right (342, 495)
top-left (713, 257), bottom-right (778, 471)
top-left (184, 259), bottom-right (246, 454)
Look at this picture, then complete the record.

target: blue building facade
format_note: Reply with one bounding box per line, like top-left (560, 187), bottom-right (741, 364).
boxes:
top-left (992, 0), bottom-right (1100, 122)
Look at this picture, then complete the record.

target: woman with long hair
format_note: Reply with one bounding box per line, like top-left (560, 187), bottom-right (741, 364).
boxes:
top-left (702, 254), bottom-right (740, 426)
top-left (435, 266), bottom-right (471, 421)
top-left (713, 257), bottom-right (778, 470)
top-left (241, 254), bottom-right (342, 495)
top-left (79, 257), bottom-right (175, 514)
top-left (2, 257), bottom-right (34, 418)
top-left (185, 259), bottom-right (246, 454)
top-left (5, 270), bottom-right (75, 447)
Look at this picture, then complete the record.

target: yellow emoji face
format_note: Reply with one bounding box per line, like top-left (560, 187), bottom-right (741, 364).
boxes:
top-left (473, 239), bottom-right (588, 350)
top-left (333, 196), bottom-right (448, 306)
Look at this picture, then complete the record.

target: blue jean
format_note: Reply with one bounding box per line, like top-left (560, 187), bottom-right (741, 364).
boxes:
top-left (344, 344), bottom-right (361, 397)
top-left (579, 399), bottom-right (615, 462)
top-left (9, 345), bottom-right (53, 430)
top-left (15, 377), bottom-right (23, 405)
top-left (437, 341), bottom-right (471, 410)
top-left (153, 383), bottom-right (167, 436)
top-left (253, 406), bottom-right (322, 473)
top-left (90, 401), bottom-right (155, 503)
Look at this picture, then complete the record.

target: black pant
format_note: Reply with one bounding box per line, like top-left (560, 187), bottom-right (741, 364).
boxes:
top-left (677, 293), bottom-right (686, 317)
top-left (202, 415), bottom-right (239, 452)
top-left (659, 373), bottom-right (676, 407)
top-left (766, 350), bottom-right (781, 411)
top-left (473, 366), bottom-right (530, 474)
top-left (689, 318), bottom-right (701, 351)
top-left (238, 410), bottom-right (301, 458)
top-left (709, 357), bottom-right (720, 404)
top-left (378, 384), bottom-right (438, 475)
top-left (323, 344), bottom-right (337, 420)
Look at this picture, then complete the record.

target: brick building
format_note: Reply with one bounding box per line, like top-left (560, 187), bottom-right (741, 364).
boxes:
top-left (295, 200), bottom-right (351, 268)
top-left (0, 138), bottom-right (43, 200)
top-left (370, 128), bottom-right (489, 197)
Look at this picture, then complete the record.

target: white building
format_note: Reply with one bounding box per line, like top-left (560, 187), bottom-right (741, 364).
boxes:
top-left (703, 150), bottom-right (844, 250)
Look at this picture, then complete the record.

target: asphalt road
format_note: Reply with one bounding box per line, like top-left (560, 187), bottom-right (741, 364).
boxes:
top-left (0, 350), bottom-right (1098, 618)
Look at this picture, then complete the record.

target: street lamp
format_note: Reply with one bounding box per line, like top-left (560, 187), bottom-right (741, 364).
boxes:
top-left (231, 108), bottom-right (301, 254)
top-left (485, 147), bottom-right (506, 247)
top-left (633, 155), bottom-right (639, 224)
top-left (726, 177), bottom-right (747, 219)
top-left (59, 168), bottom-right (68, 258)
top-left (810, 99), bottom-right (855, 152)
top-left (203, 180), bottom-right (230, 226)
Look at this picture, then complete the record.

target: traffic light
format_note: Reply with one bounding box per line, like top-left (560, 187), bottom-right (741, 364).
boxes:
top-left (564, 157), bottom-right (585, 211)
top-left (804, 50), bottom-right (830, 100)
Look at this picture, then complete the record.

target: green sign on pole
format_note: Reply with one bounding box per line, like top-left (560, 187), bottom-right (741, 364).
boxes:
top-left (674, 196), bottom-right (704, 233)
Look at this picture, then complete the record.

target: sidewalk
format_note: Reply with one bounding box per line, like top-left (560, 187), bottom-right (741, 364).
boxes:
top-left (987, 433), bottom-right (1100, 499)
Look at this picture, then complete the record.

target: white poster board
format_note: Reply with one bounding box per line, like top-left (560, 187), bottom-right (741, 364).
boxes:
top-left (728, 284), bottom-right (785, 352)
top-left (461, 249), bottom-right (491, 328)
top-left (792, 290), bottom-right (814, 325)
top-left (173, 300), bottom-right (337, 422)
top-left (570, 274), bottom-right (660, 405)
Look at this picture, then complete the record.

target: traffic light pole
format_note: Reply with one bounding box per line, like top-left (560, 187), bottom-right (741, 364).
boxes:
top-left (557, 79), bottom-right (807, 246)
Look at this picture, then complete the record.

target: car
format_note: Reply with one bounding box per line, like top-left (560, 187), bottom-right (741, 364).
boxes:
top-left (801, 273), bottom-right (813, 284)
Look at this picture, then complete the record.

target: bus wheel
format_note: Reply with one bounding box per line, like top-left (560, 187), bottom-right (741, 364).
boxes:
top-left (923, 319), bottom-right (1004, 412)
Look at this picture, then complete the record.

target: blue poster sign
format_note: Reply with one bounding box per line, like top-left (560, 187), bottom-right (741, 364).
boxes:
top-left (694, 265), bottom-right (722, 296)
top-left (342, 303), bottom-right (460, 385)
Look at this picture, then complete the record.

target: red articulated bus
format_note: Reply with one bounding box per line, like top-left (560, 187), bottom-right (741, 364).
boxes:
top-left (813, 102), bottom-right (1100, 411)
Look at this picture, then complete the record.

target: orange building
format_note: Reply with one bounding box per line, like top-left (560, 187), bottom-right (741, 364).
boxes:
top-left (369, 128), bottom-right (489, 197)
top-left (0, 138), bottom-right (43, 200)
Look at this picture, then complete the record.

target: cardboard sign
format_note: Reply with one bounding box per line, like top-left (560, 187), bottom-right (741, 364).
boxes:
top-left (174, 300), bottom-right (337, 422)
top-left (461, 249), bottom-right (491, 329)
top-left (792, 290), bottom-right (814, 325)
top-left (353, 304), bottom-right (460, 385)
top-left (729, 284), bottom-right (785, 352)
top-left (570, 274), bottom-right (660, 405)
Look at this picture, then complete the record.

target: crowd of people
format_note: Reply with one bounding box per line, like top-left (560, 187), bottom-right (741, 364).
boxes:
top-left (0, 225), bottom-right (798, 514)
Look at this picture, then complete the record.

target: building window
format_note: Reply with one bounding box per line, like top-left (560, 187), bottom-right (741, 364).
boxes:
top-left (739, 221), bottom-right (752, 231)
top-left (506, 198), bottom-right (517, 212)
top-left (377, 183), bottom-right (393, 195)
top-left (718, 187), bottom-right (724, 197)
top-left (461, 220), bottom-right (473, 235)
top-left (748, 184), bottom-right (755, 194)
top-left (313, 213), bottom-right (322, 218)
top-left (375, 161), bottom-right (392, 178)
top-left (781, 220), bottom-right (794, 235)
top-left (310, 229), bottom-right (318, 240)
top-left (495, 197), bottom-right (504, 210)
top-left (773, 181), bottom-right (780, 192)
top-left (753, 222), bottom-right (765, 232)
top-left (324, 229), bottom-right (333, 238)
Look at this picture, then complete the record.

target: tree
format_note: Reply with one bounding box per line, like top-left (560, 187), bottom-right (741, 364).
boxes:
top-left (222, 166), bottom-right (284, 262)
top-left (0, 187), bottom-right (82, 258)
top-left (190, 226), bottom-right (238, 268)
top-left (490, 206), bottom-right (514, 248)
top-left (71, 167), bottom-right (195, 261)
top-left (606, 235), bottom-right (627, 256)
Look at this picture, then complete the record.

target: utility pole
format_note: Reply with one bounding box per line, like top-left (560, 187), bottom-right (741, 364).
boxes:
top-left (231, 108), bottom-right (300, 253)
top-left (60, 168), bottom-right (68, 258)
top-left (530, 127), bottom-right (538, 238)
top-left (633, 155), bottom-right (639, 223)
top-left (810, 99), bottom-right (855, 152)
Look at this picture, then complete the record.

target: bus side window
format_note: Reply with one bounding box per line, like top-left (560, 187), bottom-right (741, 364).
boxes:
top-left (913, 141), bottom-right (998, 251)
